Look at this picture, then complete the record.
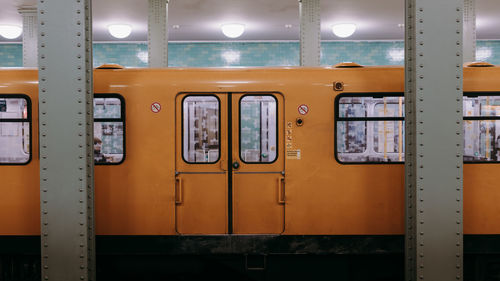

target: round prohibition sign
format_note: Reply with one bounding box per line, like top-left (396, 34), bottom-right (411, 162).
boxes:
top-left (298, 104), bottom-right (309, 115)
top-left (151, 102), bottom-right (161, 113)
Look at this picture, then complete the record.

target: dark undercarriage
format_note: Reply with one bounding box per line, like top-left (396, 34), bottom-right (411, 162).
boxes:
top-left (1, 235), bottom-right (500, 281)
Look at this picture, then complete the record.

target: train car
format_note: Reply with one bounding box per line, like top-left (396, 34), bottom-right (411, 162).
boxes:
top-left (1, 63), bottom-right (500, 280)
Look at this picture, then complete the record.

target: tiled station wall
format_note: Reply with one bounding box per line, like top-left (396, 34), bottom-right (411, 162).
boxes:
top-left (1, 41), bottom-right (499, 67)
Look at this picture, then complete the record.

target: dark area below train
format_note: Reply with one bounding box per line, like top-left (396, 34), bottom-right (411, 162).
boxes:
top-left (1, 235), bottom-right (500, 281)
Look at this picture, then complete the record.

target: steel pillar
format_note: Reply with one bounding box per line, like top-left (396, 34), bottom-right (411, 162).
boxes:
top-left (18, 7), bottom-right (37, 67)
top-left (299, 0), bottom-right (320, 66)
top-left (148, 0), bottom-right (169, 67)
top-left (38, 0), bottom-right (95, 280)
top-left (405, 0), bottom-right (464, 280)
top-left (405, 0), bottom-right (463, 281)
top-left (463, 0), bottom-right (476, 62)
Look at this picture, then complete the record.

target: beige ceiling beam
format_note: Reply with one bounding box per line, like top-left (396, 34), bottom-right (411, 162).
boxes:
top-left (463, 0), bottom-right (476, 62)
top-left (18, 7), bottom-right (37, 67)
top-left (299, 0), bottom-right (321, 66)
top-left (148, 0), bottom-right (169, 68)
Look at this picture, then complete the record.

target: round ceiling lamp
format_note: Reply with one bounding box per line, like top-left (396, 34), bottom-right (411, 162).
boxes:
top-left (108, 24), bottom-right (132, 39)
top-left (0, 25), bottom-right (22, 39)
top-left (221, 23), bottom-right (245, 38)
top-left (332, 23), bottom-right (357, 38)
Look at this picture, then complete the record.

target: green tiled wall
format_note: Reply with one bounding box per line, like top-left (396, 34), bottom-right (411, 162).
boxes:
top-left (1, 41), bottom-right (500, 68)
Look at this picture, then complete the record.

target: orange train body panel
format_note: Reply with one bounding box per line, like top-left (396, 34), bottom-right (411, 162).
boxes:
top-left (0, 66), bottom-right (498, 236)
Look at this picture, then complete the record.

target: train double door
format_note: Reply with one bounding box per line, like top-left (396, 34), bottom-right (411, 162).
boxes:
top-left (175, 92), bottom-right (285, 234)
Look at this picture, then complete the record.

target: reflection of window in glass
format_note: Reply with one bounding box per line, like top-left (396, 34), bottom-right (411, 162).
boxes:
top-left (373, 121), bottom-right (405, 155)
top-left (0, 97), bottom-right (30, 164)
top-left (336, 93), bottom-right (500, 164)
top-left (373, 101), bottom-right (405, 158)
top-left (336, 95), bottom-right (404, 163)
top-left (94, 97), bottom-right (121, 119)
top-left (183, 96), bottom-right (220, 163)
top-left (240, 96), bottom-right (277, 163)
top-left (463, 95), bottom-right (500, 162)
top-left (94, 96), bottom-right (124, 164)
top-left (337, 121), bottom-right (366, 153)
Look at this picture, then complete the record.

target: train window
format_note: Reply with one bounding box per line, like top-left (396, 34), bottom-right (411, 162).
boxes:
top-left (463, 94), bottom-right (500, 163)
top-left (94, 95), bottom-right (125, 164)
top-left (239, 95), bottom-right (278, 163)
top-left (0, 95), bottom-right (31, 165)
top-left (335, 94), bottom-right (404, 164)
top-left (182, 95), bottom-right (220, 163)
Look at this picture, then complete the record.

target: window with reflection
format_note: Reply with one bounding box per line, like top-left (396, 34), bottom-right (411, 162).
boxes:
top-left (0, 96), bottom-right (31, 164)
top-left (183, 96), bottom-right (220, 163)
top-left (336, 95), bottom-right (405, 163)
top-left (94, 96), bottom-right (125, 164)
top-left (240, 95), bottom-right (277, 163)
top-left (463, 95), bottom-right (500, 162)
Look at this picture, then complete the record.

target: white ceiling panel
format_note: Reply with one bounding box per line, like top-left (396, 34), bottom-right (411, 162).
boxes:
top-left (0, 0), bottom-right (498, 42)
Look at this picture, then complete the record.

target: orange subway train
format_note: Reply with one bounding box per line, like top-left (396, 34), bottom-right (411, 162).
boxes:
top-left (1, 64), bottom-right (500, 280)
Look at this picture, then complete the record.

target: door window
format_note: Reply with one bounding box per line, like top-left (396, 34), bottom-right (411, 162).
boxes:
top-left (239, 95), bottom-right (278, 163)
top-left (182, 95), bottom-right (220, 163)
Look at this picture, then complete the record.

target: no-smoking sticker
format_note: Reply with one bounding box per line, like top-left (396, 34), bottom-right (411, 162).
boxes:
top-left (151, 102), bottom-right (161, 113)
top-left (298, 104), bottom-right (309, 115)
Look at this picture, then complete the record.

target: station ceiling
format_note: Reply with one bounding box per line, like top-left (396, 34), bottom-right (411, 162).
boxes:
top-left (0, 0), bottom-right (498, 42)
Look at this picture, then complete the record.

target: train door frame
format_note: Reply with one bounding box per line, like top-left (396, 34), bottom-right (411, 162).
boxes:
top-left (174, 92), bottom-right (286, 235)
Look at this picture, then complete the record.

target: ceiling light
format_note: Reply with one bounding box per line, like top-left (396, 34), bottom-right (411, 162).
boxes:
top-left (332, 23), bottom-right (357, 38)
top-left (108, 24), bottom-right (132, 39)
top-left (285, 24), bottom-right (293, 29)
top-left (221, 23), bottom-right (245, 38)
top-left (172, 25), bottom-right (180, 29)
top-left (0, 25), bottom-right (22, 39)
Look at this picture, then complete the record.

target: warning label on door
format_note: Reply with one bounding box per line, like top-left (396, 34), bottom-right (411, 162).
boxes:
top-left (286, 149), bottom-right (301, 160)
top-left (298, 104), bottom-right (309, 115)
top-left (151, 102), bottom-right (161, 113)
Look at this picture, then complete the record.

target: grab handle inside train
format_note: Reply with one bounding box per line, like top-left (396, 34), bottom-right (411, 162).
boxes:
top-left (278, 177), bottom-right (285, 204)
top-left (175, 178), bottom-right (183, 205)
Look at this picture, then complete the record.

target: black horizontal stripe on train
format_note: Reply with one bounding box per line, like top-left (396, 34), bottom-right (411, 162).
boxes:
top-left (0, 119), bottom-right (29, 122)
top-left (463, 116), bottom-right (500, 120)
top-left (338, 117), bottom-right (500, 121)
top-left (94, 118), bottom-right (124, 122)
top-left (336, 117), bottom-right (405, 121)
top-left (2, 235), bottom-right (500, 256)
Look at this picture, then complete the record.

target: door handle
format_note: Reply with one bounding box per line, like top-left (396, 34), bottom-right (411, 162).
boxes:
top-left (175, 178), bottom-right (183, 204)
top-left (278, 177), bottom-right (285, 204)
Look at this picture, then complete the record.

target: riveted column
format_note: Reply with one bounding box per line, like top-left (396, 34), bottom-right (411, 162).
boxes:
top-left (463, 0), bottom-right (476, 62)
top-left (18, 7), bottom-right (38, 67)
top-left (405, 0), bottom-right (464, 280)
top-left (299, 0), bottom-right (320, 66)
top-left (148, 0), bottom-right (169, 67)
top-left (404, 0), bottom-right (417, 279)
top-left (38, 0), bottom-right (95, 280)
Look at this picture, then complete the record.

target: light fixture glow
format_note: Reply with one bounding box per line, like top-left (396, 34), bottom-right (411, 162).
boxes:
top-left (388, 48), bottom-right (405, 62)
top-left (222, 50), bottom-right (241, 64)
top-left (108, 24), bottom-right (132, 39)
top-left (137, 51), bottom-right (148, 64)
top-left (332, 23), bottom-right (357, 38)
top-left (476, 47), bottom-right (493, 61)
top-left (0, 25), bottom-right (22, 39)
top-left (221, 23), bottom-right (245, 38)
